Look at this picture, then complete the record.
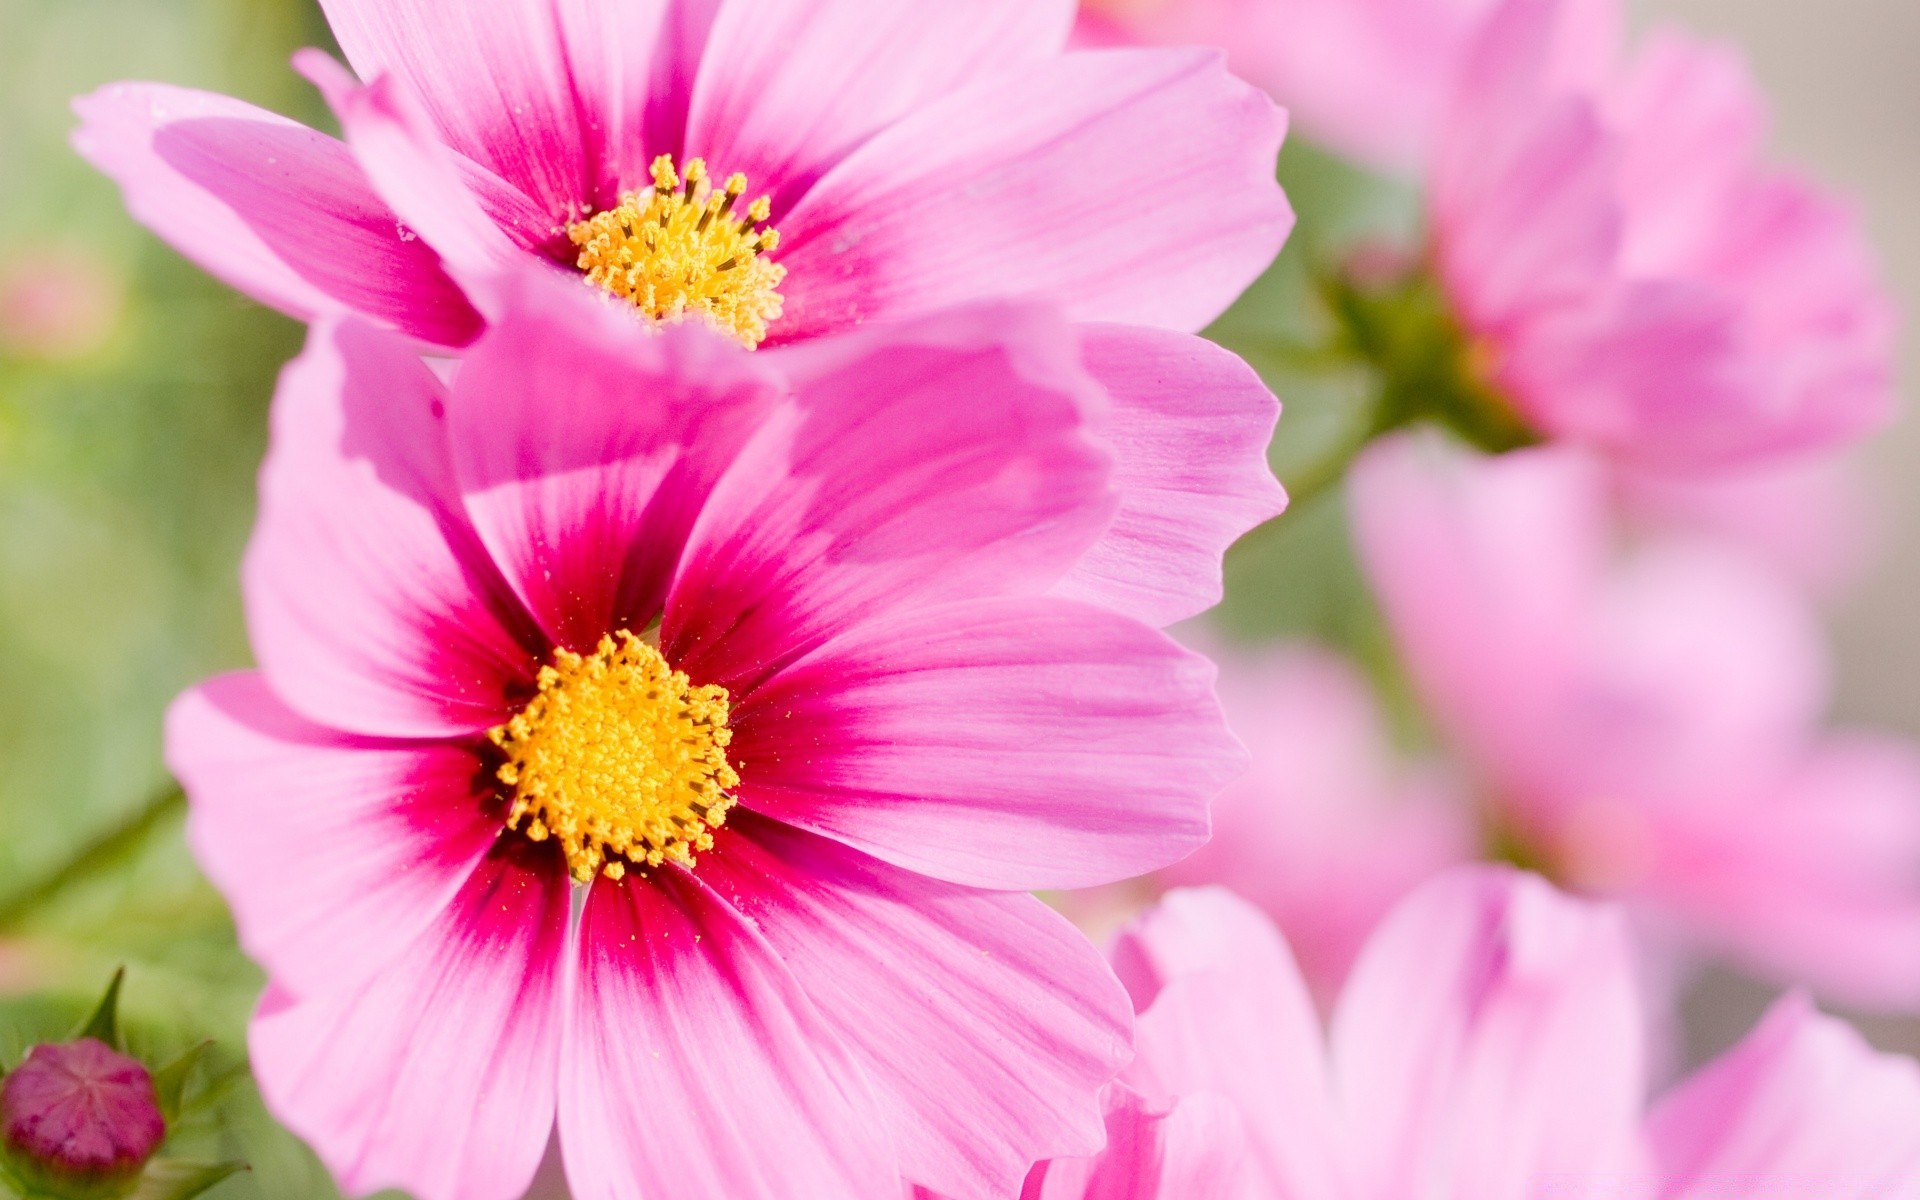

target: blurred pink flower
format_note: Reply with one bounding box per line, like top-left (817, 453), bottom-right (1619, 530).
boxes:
top-left (1618, 453), bottom-right (1882, 603)
top-left (164, 276), bottom-right (1249, 1200)
top-left (1432, 0), bottom-right (1897, 471)
top-left (76, 0), bottom-right (1289, 628)
top-left (1157, 642), bottom-right (1474, 1002)
top-left (1351, 431), bottom-right (1920, 1010)
top-left (1074, 0), bottom-right (1498, 174)
top-left (0, 248), bottom-right (124, 361)
top-left (1095, 871), bottom-right (1920, 1200)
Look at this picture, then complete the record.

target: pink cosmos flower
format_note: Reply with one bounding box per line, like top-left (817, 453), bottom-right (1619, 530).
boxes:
top-left (1350, 431), bottom-right (1920, 1010)
top-left (1431, 0), bottom-right (1897, 471)
top-left (74, 0), bottom-right (1291, 628)
top-left (164, 274), bottom-right (1249, 1200)
top-left (1074, 0), bottom-right (1498, 174)
top-left (1085, 872), bottom-right (1920, 1200)
top-left (1152, 642), bottom-right (1473, 1003)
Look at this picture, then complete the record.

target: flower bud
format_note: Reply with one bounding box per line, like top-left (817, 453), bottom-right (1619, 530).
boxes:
top-left (2, 1037), bottom-right (166, 1198)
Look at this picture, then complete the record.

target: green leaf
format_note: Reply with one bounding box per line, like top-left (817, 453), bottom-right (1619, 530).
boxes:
top-left (72, 968), bottom-right (126, 1051)
top-left (128, 1161), bottom-right (246, 1200)
top-left (148, 1043), bottom-right (211, 1125)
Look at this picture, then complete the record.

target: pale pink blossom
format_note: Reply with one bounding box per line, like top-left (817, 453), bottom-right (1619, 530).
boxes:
top-left (1616, 453), bottom-right (1881, 603)
top-left (165, 275), bottom-right (1250, 1200)
top-left (1155, 642), bottom-right (1473, 1002)
top-left (1084, 872), bottom-right (1920, 1200)
top-left (0, 248), bottom-right (124, 361)
top-left (1432, 0), bottom-right (1897, 471)
top-left (1351, 431), bottom-right (1920, 1009)
top-left (1074, 0), bottom-right (1497, 173)
top-left (75, 0), bottom-right (1290, 627)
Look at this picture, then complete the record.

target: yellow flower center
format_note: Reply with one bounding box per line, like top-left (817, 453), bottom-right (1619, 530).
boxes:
top-left (489, 631), bottom-right (739, 883)
top-left (565, 155), bottom-right (787, 349)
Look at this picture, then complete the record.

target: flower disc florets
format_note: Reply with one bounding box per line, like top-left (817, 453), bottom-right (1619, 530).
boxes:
top-left (566, 154), bottom-right (786, 349)
top-left (489, 631), bottom-right (739, 882)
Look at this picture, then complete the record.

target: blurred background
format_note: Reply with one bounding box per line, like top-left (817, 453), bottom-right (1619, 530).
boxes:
top-left (0, 0), bottom-right (1913, 1195)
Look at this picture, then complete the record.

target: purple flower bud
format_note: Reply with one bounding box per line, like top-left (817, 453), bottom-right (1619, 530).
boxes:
top-left (2, 1038), bottom-right (165, 1193)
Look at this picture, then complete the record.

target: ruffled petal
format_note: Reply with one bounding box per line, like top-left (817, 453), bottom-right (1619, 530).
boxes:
top-left (685, 0), bottom-right (1074, 212)
top-left (70, 83), bottom-right (481, 348)
top-left (665, 304), bottom-right (1112, 694)
top-left (167, 673), bottom-right (502, 999)
top-left (558, 867), bottom-right (896, 1200)
top-left (1649, 993), bottom-right (1920, 1199)
top-left (446, 271), bottom-right (782, 651)
top-left (775, 49), bottom-right (1290, 340)
top-left (696, 815), bottom-right (1130, 1200)
top-left (316, 0), bottom-right (598, 211)
top-left (1051, 325), bottom-right (1285, 627)
top-left (1329, 867), bottom-right (1649, 1200)
top-left (243, 318), bottom-right (542, 739)
top-left (1030, 1087), bottom-right (1246, 1200)
top-left (297, 53), bottom-right (553, 288)
top-left (730, 596), bottom-right (1233, 890)
top-left (1109, 888), bottom-right (1344, 1200)
top-left (249, 837), bottom-right (571, 1200)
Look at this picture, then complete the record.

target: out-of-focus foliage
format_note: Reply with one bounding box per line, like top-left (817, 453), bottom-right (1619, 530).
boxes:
top-left (0, 0), bottom-right (399, 1195)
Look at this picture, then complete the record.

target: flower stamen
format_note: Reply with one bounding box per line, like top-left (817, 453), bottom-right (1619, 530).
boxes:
top-left (565, 155), bottom-right (786, 349)
top-left (489, 631), bottom-right (739, 882)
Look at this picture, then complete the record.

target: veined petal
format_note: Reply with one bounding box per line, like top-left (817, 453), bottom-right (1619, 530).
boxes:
top-left (71, 82), bottom-right (481, 348)
top-left (696, 816), bottom-right (1130, 1200)
top-left (1053, 325), bottom-right (1286, 627)
top-left (249, 838), bottom-right (571, 1200)
top-left (168, 674), bottom-right (502, 999)
top-left (447, 270), bottom-right (783, 652)
top-left (775, 49), bottom-right (1290, 340)
top-left (665, 304), bottom-right (1113, 695)
top-left (686, 0), bottom-right (1074, 213)
top-left (558, 867), bottom-right (896, 1200)
top-left (730, 597), bottom-right (1233, 891)
top-left (317, 0), bottom-right (597, 212)
top-left (243, 318), bottom-right (542, 739)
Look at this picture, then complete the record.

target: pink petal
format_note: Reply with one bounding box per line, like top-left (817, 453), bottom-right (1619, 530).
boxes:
top-left (317, 0), bottom-right (602, 212)
top-left (70, 83), bottom-right (481, 348)
top-left (559, 867), bottom-right (896, 1200)
top-left (695, 815), bottom-right (1130, 1200)
top-left (1644, 734), bottom-right (1920, 1011)
top-left (685, 0), bottom-right (1074, 213)
top-left (298, 53), bottom-right (553, 291)
top-left (1110, 888), bottom-right (1344, 1200)
top-left (774, 49), bottom-right (1290, 340)
top-left (1649, 993), bottom-right (1920, 1198)
top-left (664, 304), bottom-right (1113, 695)
top-left (249, 838), bottom-right (571, 1200)
top-left (731, 597), bottom-right (1234, 890)
top-left (243, 318), bottom-right (541, 739)
top-left (1330, 867), bottom-right (1649, 1200)
top-left (446, 270), bottom-right (782, 651)
top-left (1051, 325), bottom-right (1285, 628)
top-left (167, 673), bottom-right (502, 999)
top-left (1030, 1087), bottom-right (1246, 1200)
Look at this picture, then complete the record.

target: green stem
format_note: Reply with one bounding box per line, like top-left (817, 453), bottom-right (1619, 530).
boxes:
top-left (0, 783), bottom-right (185, 930)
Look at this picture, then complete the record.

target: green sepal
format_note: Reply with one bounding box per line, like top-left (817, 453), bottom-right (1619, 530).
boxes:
top-left (71, 968), bottom-right (126, 1052)
top-left (147, 1043), bottom-right (211, 1126)
top-left (126, 1161), bottom-right (246, 1200)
